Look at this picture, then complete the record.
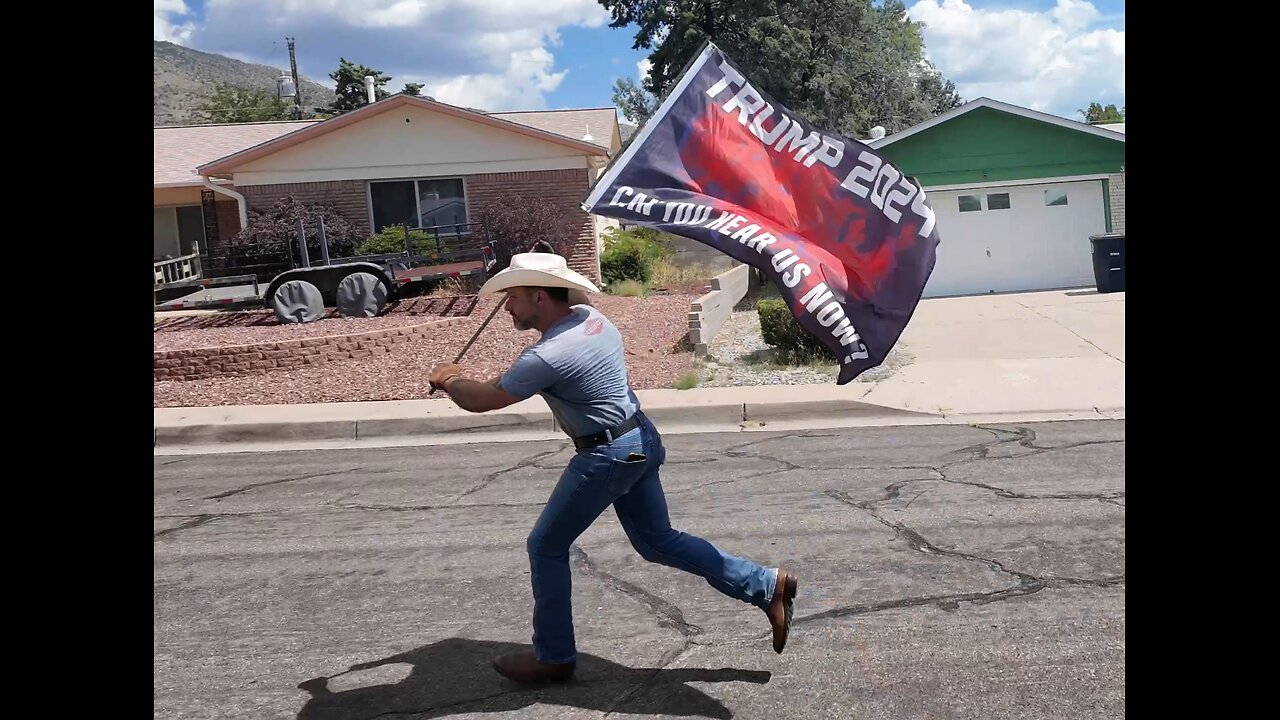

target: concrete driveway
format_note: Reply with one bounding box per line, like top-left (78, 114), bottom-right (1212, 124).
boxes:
top-left (863, 289), bottom-right (1125, 419)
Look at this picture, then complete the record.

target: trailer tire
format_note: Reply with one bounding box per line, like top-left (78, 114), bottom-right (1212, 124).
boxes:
top-left (335, 272), bottom-right (389, 318)
top-left (270, 279), bottom-right (325, 324)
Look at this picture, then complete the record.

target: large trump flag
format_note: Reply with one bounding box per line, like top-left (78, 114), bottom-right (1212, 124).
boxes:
top-left (583, 42), bottom-right (941, 385)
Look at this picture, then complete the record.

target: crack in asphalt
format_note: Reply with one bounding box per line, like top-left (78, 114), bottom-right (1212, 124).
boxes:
top-left (569, 544), bottom-right (707, 716)
top-left (723, 449), bottom-right (806, 472)
top-left (154, 514), bottom-right (220, 538)
top-left (666, 457), bottom-right (811, 495)
top-left (937, 469), bottom-right (1126, 503)
top-left (345, 501), bottom-right (546, 512)
top-left (157, 457), bottom-right (196, 467)
top-left (602, 644), bottom-right (701, 718)
top-left (154, 510), bottom-right (283, 539)
top-left (451, 445), bottom-right (569, 505)
top-left (806, 486), bottom-right (1124, 624)
top-left (794, 424), bottom-right (1125, 624)
top-left (570, 544), bottom-right (702, 640)
top-left (204, 468), bottom-right (356, 500)
top-left (932, 425), bottom-right (1125, 503)
top-left (826, 489), bottom-right (1042, 589)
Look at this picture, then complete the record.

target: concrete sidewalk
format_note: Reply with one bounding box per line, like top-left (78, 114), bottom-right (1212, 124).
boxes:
top-left (153, 288), bottom-right (1124, 452)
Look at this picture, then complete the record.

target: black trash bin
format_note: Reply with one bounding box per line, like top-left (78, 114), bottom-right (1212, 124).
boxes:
top-left (1089, 232), bottom-right (1125, 293)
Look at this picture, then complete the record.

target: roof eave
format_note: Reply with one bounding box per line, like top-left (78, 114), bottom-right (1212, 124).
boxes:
top-left (197, 95), bottom-right (609, 177)
top-left (870, 97), bottom-right (1127, 149)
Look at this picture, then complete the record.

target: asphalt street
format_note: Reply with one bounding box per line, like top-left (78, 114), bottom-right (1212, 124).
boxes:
top-left (154, 419), bottom-right (1125, 719)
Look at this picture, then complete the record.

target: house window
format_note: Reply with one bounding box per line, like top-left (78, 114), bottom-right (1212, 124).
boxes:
top-left (369, 178), bottom-right (468, 232)
top-left (1045, 190), bottom-right (1069, 207)
top-left (958, 195), bottom-right (982, 213)
top-left (986, 193), bottom-right (1011, 210)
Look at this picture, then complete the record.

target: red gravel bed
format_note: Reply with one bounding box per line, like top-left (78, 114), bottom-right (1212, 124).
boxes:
top-left (153, 294), bottom-right (697, 407)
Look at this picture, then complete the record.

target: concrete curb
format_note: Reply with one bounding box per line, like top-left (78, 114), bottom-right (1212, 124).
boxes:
top-left (153, 393), bottom-right (932, 450)
top-left (155, 408), bottom-right (558, 447)
top-left (152, 394), bottom-right (1123, 452)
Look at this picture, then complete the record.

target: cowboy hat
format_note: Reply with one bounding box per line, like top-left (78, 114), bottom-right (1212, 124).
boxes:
top-left (479, 252), bottom-right (600, 295)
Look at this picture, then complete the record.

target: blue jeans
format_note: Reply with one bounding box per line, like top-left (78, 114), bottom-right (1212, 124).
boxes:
top-left (525, 414), bottom-right (778, 664)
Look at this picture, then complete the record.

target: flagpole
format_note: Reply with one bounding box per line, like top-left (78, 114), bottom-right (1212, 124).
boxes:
top-left (582, 40), bottom-right (719, 211)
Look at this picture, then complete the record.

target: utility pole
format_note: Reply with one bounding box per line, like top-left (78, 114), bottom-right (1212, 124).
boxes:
top-left (287, 37), bottom-right (303, 119)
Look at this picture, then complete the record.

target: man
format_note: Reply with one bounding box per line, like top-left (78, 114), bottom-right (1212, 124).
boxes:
top-left (428, 251), bottom-right (798, 683)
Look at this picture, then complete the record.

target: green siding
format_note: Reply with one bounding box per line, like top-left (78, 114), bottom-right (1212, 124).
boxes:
top-left (878, 107), bottom-right (1125, 187)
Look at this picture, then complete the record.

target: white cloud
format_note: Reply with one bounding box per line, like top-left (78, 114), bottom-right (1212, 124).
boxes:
top-left (183, 0), bottom-right (610, 110)
top-left (908, 0), bottom-right (1124, 120)
top-left (154, 0), bottom-right (195, 43)
top-left (410, 47), bottom-right (568, 109)
top-left (637, 58), bottom-right (652, 82)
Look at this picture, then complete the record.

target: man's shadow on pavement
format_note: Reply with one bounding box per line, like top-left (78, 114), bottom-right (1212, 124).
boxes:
top-left (297, 638), bottom-right (770, 720)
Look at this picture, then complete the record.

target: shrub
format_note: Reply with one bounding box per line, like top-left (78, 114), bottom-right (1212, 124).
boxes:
top-left (356, 225), bottom-right (435, 255)
top-left (756, 298), bottom-right (832, 363)
top-left (225, 196), bottom-right (364, 278)
top-left (600, 226), bottom-right (674, 285)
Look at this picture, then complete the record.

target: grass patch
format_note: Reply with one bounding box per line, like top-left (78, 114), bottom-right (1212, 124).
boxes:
top-left (650, 261), bottom-right (711, 294)
top-left (672, 371), bottom-right (700, 390)
top-left (740, 347), bottom-right (837, 369)
top-left (608, 279), bottom-right (648, 297)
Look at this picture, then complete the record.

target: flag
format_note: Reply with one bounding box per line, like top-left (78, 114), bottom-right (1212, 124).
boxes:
top-left (583, 42), bottom-right (941, 385)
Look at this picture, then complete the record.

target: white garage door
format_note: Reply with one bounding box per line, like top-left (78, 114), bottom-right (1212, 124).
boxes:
top-left (922, 179), bottom-right (1107, 297)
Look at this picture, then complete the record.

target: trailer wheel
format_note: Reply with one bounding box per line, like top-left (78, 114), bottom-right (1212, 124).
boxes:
top-left (336, 272), bottom-right (389, 318)
top-left (270, 279), bottom-right (325, 324)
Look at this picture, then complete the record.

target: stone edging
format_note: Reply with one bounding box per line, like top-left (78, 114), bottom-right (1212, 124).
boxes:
top-left (154, 318), bottom-right (457, 381)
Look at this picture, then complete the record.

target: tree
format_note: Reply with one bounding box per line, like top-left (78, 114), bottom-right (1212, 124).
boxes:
top-left (612, 77), bottom-right (659, 126)
top-left (472, 195), bottom-right (583, 271)
top-left (401, 82), bottom-right (424, 97)
top-left (200, 83), bottom-right (293, 123)
top-left (598, 0), bottom-right (962, 137)
top-left (329, 58), bottom-right (392, 114)
top-left (1080, 102), bottom-right (1125, 124)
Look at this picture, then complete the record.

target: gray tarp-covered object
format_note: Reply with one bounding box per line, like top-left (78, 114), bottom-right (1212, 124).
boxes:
top-left (270, 280), bottom-right (325, 324)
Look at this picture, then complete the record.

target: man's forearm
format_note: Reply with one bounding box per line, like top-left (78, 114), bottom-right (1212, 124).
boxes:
top-left (443, 377), bottom-right (510, 413)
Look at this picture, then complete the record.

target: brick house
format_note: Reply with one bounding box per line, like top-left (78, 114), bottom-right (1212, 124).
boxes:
top-left (153, 95), bottom-right (621, 281)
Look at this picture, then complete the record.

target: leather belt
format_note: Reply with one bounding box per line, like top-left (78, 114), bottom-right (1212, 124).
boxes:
top-left (573, 413), bottom-right (642, 450)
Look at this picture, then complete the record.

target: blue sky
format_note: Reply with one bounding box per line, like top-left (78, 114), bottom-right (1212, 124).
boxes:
top-left (155, 0), bottom-right (1124, 124)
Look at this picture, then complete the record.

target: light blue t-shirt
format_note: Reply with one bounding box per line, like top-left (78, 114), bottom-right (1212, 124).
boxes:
top-left (499, 305), bottom-right (641, 438)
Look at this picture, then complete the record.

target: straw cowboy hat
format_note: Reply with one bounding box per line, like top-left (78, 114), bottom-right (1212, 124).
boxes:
top-left (479, 252), bottom-right (600, 295)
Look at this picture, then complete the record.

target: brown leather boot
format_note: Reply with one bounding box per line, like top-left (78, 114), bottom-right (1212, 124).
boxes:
top-left (492, 651), bottom-right (575, 683)
top-left (765, 569), bottom-right (799, 654)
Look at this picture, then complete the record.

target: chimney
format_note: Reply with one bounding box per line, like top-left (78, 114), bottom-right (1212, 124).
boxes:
top-left (364, 76), bottom-right (376, 104)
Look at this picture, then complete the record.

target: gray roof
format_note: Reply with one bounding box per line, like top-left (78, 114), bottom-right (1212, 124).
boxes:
top-left (489, 108), bottom-right (618, 151)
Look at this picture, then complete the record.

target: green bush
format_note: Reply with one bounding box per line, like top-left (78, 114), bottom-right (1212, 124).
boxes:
top-left (756, 298), bottom-right (831, 362)
top-left (600, 227), bottom-right (673, 285)
top-left (602, 245), bottom-right (651, 284)
top-left (356, 225), bottom-right (434, 255)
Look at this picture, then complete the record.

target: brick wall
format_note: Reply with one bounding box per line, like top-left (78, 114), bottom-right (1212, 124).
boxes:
top-left (213, 200), bottom-right (241, 242)
top-left (235, 169), bottom-right (600, 280)
top-left (1108, 173), bottom-right (1125, 234)
top-left (241, 180), bottom-right (370, 233)
top-left (154, 318), bottom-right (455, 381)
top-left (466, 168), bottom-right (598, 281)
